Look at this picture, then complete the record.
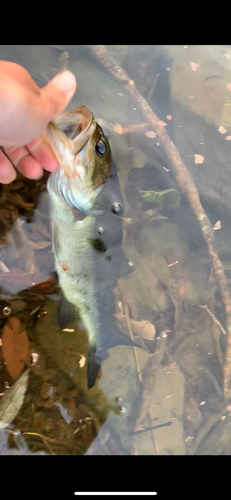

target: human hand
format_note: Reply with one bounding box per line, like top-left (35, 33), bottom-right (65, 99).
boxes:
top-left (0, 61), bottom-right (76, 183)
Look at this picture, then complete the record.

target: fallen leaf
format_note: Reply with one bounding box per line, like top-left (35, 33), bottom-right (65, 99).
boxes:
top-left (29, 240), bottom-right (51, 249)
top-left (218, 125), bottom-right (227, 134)
top-left (0, 369), bottom-right (30, 429)
top-left (31, 278), bottom-right (56, 294)
top-left (227, 83), bottom-right (231, 91)
top-left (213, 220), bottom-right (222, 230)
top-left (225, 135), bottom-right (231, 140)
top-left (145, 131), bottom-right (156, 138)
top-left (1, 317), bottom-right (29, 381)
top-left (194, 154), bottom-right (204, 164)
top-left (166, 115), bottom-right (172, 120)
top-left (130, 319), bottom-right (156, 340)
top-left (128, 79), bottom-right (134, 86)
top-left (190, 62), bottom-right (200, 71)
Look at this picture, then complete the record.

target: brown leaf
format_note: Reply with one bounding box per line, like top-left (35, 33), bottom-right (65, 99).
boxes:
top-left (145, 131), bottom-right (156, 138)
top-left (213, 220), bottom-right (222, 230)
top-left (129, 319), bottom-right (156, 340)
top-left (218, 125), bottom-right (227, 134)
top-left (166, 115), bottom-right (172, 120)
top-left (225, 135), bottom-right (231, 140)
top-left (227, 83), bottom-right (231, 91)
top-left (194, 154), bottom-right (204, 164)
top-left (1, 317), bottom-right (29, 381)
top-left (30, 278), bottom-right (56, 295)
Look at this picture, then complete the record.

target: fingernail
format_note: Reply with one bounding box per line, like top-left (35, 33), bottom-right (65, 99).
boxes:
top-left (52, 71), bottom-right (76, 98)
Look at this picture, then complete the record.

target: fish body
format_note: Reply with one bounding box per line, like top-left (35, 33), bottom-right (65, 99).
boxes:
top-left (45, 106), bottom-right (135, 387)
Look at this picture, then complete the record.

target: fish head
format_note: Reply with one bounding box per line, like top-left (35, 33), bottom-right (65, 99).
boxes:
top-left (45, 105), bottom-right (111, 212)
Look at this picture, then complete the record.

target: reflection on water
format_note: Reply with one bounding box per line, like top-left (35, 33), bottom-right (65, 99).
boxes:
top-left (1, 45), bottom-right (231, 455)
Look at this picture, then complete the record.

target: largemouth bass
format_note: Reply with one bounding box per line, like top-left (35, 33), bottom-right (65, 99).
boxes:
top-left (45, 105), bottom-right (136, 388)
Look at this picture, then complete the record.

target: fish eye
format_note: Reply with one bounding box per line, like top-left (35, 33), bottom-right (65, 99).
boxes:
top-left (112, 203), bottom-right (121, 214)
top-left (95, 140), bottom-right (107, 156)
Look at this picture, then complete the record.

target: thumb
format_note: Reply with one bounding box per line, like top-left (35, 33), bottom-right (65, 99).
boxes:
top-left (40, 70), bottom-right (77, 121)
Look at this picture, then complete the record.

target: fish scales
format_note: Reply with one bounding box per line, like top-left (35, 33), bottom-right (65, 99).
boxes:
top-left (49, 189), bottom-right (99, 346)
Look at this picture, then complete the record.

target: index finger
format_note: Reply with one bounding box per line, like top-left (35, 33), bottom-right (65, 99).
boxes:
top-left (26, 136), bottom-right (59, 172)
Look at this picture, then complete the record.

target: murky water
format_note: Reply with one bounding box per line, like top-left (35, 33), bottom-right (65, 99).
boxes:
top-left (1, 45), bottom-right (231, 455)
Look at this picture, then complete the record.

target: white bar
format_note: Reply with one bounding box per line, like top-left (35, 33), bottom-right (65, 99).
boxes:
top-left (74, 494), bottom-right (157, 496)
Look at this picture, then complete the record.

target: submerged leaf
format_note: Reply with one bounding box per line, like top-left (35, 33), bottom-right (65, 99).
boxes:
top-left (129, 319), bottom-right (156, 340)
top-left (194, 154), bottom-right (204, 164)
top-left (213, 220), bottom-right (222, 230)
top-left (218, 126), bottom-right (227, 135)
top-left (1, 317), bottom-right (30, 381)
top-left (0, 369), bottom-right (30, 429)
top-left (145, 131), bottom-right (156, 138)
top-left (139, 188), bottom-right (181, 209)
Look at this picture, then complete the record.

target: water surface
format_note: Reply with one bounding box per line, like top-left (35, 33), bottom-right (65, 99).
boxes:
top-left (0, 45), bottom-right (231, 455)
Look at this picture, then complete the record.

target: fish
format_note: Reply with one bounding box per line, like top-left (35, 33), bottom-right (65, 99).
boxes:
top-left (44, 105), bottom-right (138, 388)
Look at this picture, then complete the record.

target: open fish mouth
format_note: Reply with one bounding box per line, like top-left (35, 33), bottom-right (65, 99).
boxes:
top-left (51, 105), bottom-right (96, 156)
top-left (45, 105), bottom-right (111, 212)
top-left (45, 105), bottom-right (97, 173)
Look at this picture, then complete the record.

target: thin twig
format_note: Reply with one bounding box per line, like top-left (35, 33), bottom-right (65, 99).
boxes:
top-left (199, 304), bottom-right (227, 336)
top-left (22, 432), bottom-right (56, 455)
top-left (89, 45), bottom-right (231, 401)
top-left (40, 437), bottom-right (56, 455)
top-left (22, 431), bottom-right (62, 442)
top-left (130, 420), bottom-right (173, 435)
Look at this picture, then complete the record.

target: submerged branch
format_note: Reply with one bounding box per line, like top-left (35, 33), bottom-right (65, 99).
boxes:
top-left (89, 45), bottom-right (231, 401)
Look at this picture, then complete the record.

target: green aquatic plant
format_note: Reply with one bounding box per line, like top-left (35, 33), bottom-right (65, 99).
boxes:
top-left (139, 188), bottom-right (181, 210)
